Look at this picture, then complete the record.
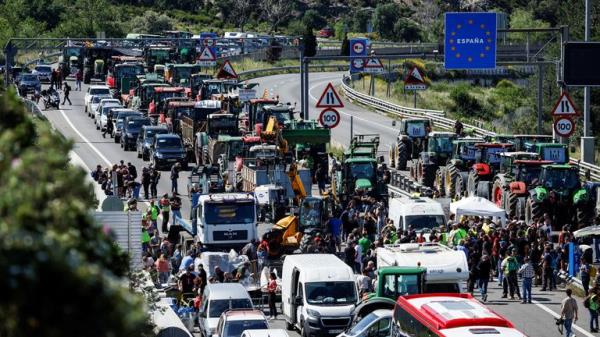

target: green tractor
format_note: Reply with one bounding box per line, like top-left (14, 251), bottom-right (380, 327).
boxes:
top-left (408, 132), bottom-right (456, 188)
top-left (465, 142), bottom-right (514, 199)
top-left (525, 164), bottom-right (589, 226)
top-left (434, 137), bottom-right (484, 198)
top-left (526, 142), bottom-right (569, 164)
top-left (389, 118), bottom-right (432, 170)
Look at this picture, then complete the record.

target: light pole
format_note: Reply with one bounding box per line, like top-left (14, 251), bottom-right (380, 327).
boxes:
top-left (581, 0), bottom-right (595, 163)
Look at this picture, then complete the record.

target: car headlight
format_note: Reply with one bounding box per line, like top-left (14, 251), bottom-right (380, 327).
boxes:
top-left (306, 308), bottom-right (321, 318)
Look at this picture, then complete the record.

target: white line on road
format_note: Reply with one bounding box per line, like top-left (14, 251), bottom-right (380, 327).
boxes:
top-left (59, 109), bottom-right (112, 166)
top-left (532, 299), bottom-right (595, 337)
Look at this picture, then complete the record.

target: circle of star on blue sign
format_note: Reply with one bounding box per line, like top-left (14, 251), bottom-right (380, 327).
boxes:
top-left (445, 13), bottom-right (496, 69)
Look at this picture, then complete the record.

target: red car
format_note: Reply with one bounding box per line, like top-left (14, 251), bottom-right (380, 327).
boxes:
top-left (318, 27), bottom-right (334, 38)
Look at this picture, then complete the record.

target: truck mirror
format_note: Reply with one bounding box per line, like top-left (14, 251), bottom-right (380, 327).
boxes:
top-left (392, 120), bottom-right (396, 127)
top-left (294, 296), bottom-right (303, 305)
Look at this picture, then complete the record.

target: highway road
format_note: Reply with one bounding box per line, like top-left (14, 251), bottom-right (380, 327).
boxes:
top-left (38, 74), bottom-right (596, 337)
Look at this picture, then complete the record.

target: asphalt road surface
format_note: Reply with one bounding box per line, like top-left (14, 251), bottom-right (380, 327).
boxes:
top-left (38, 75), bottom-right (596, 337)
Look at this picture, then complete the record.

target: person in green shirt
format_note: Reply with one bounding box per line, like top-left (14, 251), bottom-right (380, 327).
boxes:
top-left (586, 287), bottom-right (599, 332)
top-left (141, 227), bottom-right (151, 254)
top-left (358, 231), bottom-right (371, 254)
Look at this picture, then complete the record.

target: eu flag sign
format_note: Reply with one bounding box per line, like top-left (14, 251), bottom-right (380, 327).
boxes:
top-left (444, 12), bottom-right (497, 70)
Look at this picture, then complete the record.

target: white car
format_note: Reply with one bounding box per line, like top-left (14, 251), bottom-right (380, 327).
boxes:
top-left (84, 85), bottom-right (111, 115)
top-left (87, 94), bottom-right (112, 119)
top-left (32, 65), bottom-right (52, 83)
top-left (199, 283), bottom-right (254, 337)
top-left (337, 309), bottom-right (392, 337)
top-left (95, 100), bottom-right (122, 130)
top-left (216, 309), bottom-right (269, 337)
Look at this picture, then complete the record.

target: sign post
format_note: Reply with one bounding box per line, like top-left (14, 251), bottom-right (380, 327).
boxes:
top-left (444, 12), bottom-right (497, 70)
top-left (404, 67), bottom-right (428, 108)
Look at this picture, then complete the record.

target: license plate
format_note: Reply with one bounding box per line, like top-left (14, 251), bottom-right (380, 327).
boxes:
top-left (329, 329), bottom-right (343, 334)
top-left (167, 159), bottom-right (177, 162)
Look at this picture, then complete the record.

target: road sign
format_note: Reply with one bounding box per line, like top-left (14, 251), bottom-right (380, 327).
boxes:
top-left (551, 92), bottom-right (579, 116)
top-left (404, 67), bottom-right (427, 90)
top-left (350, 38), bottom-right (368, 73)
top-left (238, 89), bottom-right (256, 102)
top-left (319, 108), bottom-right (341, 128)
top-left (364, 57), bottom-right (384, 73)
top-left (216, 60), bottom-right (238, 79)
top-left (316, 82), bottom-right (344, 108)
top-left (444, 12), bottom-right (497, 69)
top-left (554, 116), bottom-right (575, 137)
top-left (197, 47), bottom-right (217, 67)
top-left (200, 32), bottom-right (217, 64)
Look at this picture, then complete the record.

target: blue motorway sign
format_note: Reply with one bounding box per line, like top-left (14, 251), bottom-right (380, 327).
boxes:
top-left (350, 38), bottom-right (368, 73)
top-left (444, 12), bottom-right (497, 69)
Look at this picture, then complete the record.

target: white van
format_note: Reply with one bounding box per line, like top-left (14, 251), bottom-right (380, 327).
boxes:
top-left (388, 197), bottom-right (446, 233)
top-left (241, 329), bottom-right (289, 337)
top-left (198, 283), bottom-right (253, 337)
top-left (376, 243), bottom-right (468, 293)
top-left (282, 254), bottom-right (358, 337)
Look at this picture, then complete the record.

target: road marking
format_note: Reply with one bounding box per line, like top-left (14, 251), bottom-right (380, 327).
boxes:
top-left (59, 109), bottom-right (112, 166)
top-left (532, 299), bottom-right (595, 337)
top-left (307, 80), bottom-right (398, 132)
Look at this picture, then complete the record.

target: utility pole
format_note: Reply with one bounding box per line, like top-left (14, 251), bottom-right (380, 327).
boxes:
top-left (582, 0), bottom-right (595, 163)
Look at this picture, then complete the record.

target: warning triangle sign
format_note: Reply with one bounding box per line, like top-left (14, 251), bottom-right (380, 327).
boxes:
top-left (365, 57), bottom-right (383, 68)
top-left (198, 47), bottom-right (216, 61)
top-left (551, 92), bottom-right (579, 116)
top-left (216, 60), bottom-right (238, 79)
top-left (404, 67), bottom-right (425, 85)
top-left (316, 82), bottom-right (344, 108)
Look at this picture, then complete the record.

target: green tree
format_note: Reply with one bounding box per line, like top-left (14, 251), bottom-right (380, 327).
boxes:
top-left (303, 9), bottom-right (327, 30)
top-left (509, 8), bottom-right (550, 42)
top-left (130, 10), bottom-right (174, 35)
top-left (394, 18), bottom-right (421, 42)
top-left (0, 88), bottom-right (151, 336)
top-left (303, 27), bottom-right (317, 57)
top-left (372, 3), bottom-right (400, 40)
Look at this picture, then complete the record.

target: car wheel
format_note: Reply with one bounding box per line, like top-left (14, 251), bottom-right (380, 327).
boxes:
top-left (300, 323), bottom-right (307, 337)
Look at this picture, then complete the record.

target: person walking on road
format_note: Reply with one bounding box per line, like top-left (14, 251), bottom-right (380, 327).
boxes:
top-left (75, 69), bottom-right (82, 91)
top-left (61, 81), bottom-right (72, 106)
top-left (585, 287), bottom-right (599, 332)
top-left (170, 193), bottom-right (182, 225)
top-left (141, 167), bottom-right (151, 199)
top-left (160, 194), bottom-right (170, 234)
top-left (103, 111), bottom-right (114, 138)
top-left (149, 165), bottom-right (160, 199)
top-left (170, 162), bottom-right (181, 195)
top-left (148, 199), bottom-right (160, 231)
top-left (477, 254), bottom-right (492, 302)
top-left (501, 249), bottom-right (521, 300)
top-left (560, 288), bottom-right (578, 337)
top-left (518, 256), bottom-right (535, 304)
top-left (267, 272), bottom-right (278, 319)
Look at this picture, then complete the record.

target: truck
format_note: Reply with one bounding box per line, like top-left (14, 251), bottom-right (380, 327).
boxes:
top-left (376, 243), bottom-right (469, 293)
top-left (388, 196), bottom-right (446, 234)
top-left (389, 118), bottom-right (432, 170)
top-left (178, 100), bottom-right (222, 164)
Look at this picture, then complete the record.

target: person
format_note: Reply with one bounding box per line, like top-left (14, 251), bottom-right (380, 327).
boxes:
top-left (149, 165), bottom-right (160, 199)
top-left (155, 254), bottom-right (170, 284)
top-left (170, 162), bottom-right (181, 195)
top-left (586, 287), bottom-right (600, 332)
top-left (357, 269), bottom-right (372, 297)
top-left (542, 245), bottom-right (554, 291)
top-left (518, 256), bottom-right (535, 304)
top-left (179, 266), bottom-right (198, 296)
top-left (344, 242), bottom-right (356, 269)
top-left (327, 214), bottom-right (342, 252)
top-left (454, 120), bottom-right (464, 136)
top-left (141, 167), bottom-right (151, 199)
top-left (148, 199), bottom-right (160, 230)
top-left (581, 257), bottom-right (591, 296)
top-left (477, 254), bottom-right (492, 302)
top-left (501, 249), bottom-right (520, 300)
top-left (103, 111), bottom-right (113, 138)
top-left (61, 81), bottom-right (72, 106)
top-left (560, 288), bottom-right (578, 337)
top-left (267, 272), bottom-right (278, 319)
top-left (127, 162), bottom-right (138, 180)
top-left (179, 251), bottom-right (194, 272)
top-left (171, 193), bottom-right (182, 225)
top-left (190, 183), bottom-right (201, 219)
top-left (75, 69), bottom-right (82, 91)
top-left (358, 231), bottom-right (371, 256)
top-left (315, 164), bottom-right (327, 194)
top-left (160, 194), bottom-right (171, 234)
top-left (241, 239), bottom-right (258, 261)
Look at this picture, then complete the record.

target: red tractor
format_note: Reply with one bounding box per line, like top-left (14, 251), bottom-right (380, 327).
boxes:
top-left (465, 143), bottom-right (514, 199)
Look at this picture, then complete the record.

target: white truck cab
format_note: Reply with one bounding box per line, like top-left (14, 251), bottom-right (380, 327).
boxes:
top-left (282, 254), bottom-right (358, 337)
top-left (376, 243), bottom-right (468, 293)
top-left (388, 196), bottom-right (446, 234)
top-left (196, 193), bottom-right (257, 250)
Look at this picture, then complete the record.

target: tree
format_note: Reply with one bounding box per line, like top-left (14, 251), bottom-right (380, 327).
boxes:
top-left (303, 9), bottom-right (326, 30)
top-left (230, 0), bottom-right (253, 31)
top-left (340, 33), bottom-right (350, 56)
top-left (394, 18), bottom-right (421, 42)
top-left (260, 0), bottom-right (295, 33)
top-left (303, 27), bottom-right (317, 57)
top-left (0, 87), bottom-right (152, 335)
top-left (509, 8), bottom-right (550, 42)
top-left (130, 10), bottom-right (174, 35)
top-left (372, 3), bottom-right (401, 40)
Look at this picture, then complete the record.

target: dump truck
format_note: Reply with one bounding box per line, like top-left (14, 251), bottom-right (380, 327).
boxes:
top-left (389, 118), bottom-right (432, 170)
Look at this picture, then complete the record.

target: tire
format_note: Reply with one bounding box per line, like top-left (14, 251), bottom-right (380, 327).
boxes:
top-left (389, 145), bottom-right (396, 169)
top-left (422, 164), bottom-right (436, 187)
top-left (408, 160), bottom-right (417, 180)
top-left (300, 324), bottom-right (307, 337)
top-left (516, 197), bottom-right (527, 220)
top-left (396, 142), bottom-right (408, 171)
top-left (96, 124), bottom-right (100, 130)
top-left (434, 168), bottom-right (445, 196)
top-left (467, 171), bottom-right (479, 197)
top-left (505, 191), bottom-right (518, 219)
top-left (445, 165), bottom-right (459, 198)
top-left (137, 149), bottom-right (142, 158)
top-left (491, 179), bottom-right (504, 207)
top-left (114, 135), bottom-right (119, 143)
top-left (454, 172), bottom-right (467, 200)
top-left (285, 321), bottom-right (294, 331)
top-left (577, 205), bottom-right (594, 227)
top-left (525, 196), bottom-right (543, 225)
top-left (476, 181), bottom-right (490, 199)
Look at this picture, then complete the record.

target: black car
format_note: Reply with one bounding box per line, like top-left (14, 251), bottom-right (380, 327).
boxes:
top-left (111, 109), bottom-right (142, 142)
top-left (121, 116), bottom-right (151, 151)
top-left (137, 125), bottom-right (169, 160)
top-left (18, 74), bottom-right (41, 95)
top-left (150, 134), bottom-right (187, 170)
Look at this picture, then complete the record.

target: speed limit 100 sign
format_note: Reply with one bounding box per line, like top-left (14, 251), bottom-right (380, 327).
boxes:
top-left (554, 117), bottom-right (575, 137)
top-left (319, 108), bottom-right (341, 128)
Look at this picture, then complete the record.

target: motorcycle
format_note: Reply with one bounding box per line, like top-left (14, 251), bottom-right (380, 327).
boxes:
top-left (41, 89), bottom-right (60, 110)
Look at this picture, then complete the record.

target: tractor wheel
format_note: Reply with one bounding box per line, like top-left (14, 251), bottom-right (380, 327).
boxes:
top-left (467, 171), bottom-right (480, 197)
top-left (422, 165), bottom-right (437, 187)
top-left (505, 191), bottom-right (518, 219)
top-left (445, 165), bottom-right (459, 198)
top-left (396, 142), bottom-right (408, 171)
top-left (576, 204), bottom-right (594, 227)
top-left (408, 160), bottom-right (417, 180)
top-left (454, 172), bottom-right (468, 200)
top-left (434, 168), bottom-right (445, 196)
top-left (525, 196), bottom-right (543, 225)
top-left (491, 179), bottom-right (504, 207)
top-left (516, 197), bottom-right (527, 221)
top-left (475, 181), bottom-right (490, 199)
top-left (388, 145), bottom-right (396, 169)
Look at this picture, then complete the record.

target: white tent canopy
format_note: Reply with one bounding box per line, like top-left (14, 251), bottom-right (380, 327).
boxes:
top-left (450, 196), bottom-right (507, 226)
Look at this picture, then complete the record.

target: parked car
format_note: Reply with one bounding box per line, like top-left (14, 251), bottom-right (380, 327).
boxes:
top-left (337, 309), bottom-right (391, 337)
top-left (150, 134), bottom-right (188, 170)
top-left (216, 310), bottom-right (269, 337)
top-left (199, 283), bottom-right (253, 337)
top-left (137, 125), bottom-right (169, 160)
top-left (84, 85), bottom-right (111, 113)
top-left (18, 74), bottom-right (41, 95)
top-left (95, 102), bottom-right (122, 130)
top-left (93, 97), bottom-right (121, 119)
top-left (121, 116), bottom-right (151, 151)
top-left (318, 27), bottom-right (334, 38)
top-left (241, 330), bottom-right (289, 337)
top-left (87, 94), bottom-right (112, 117)
top-left (111, 109), bottom-right (143, 142)
top-left (32, 64), bottom-right (52, 83)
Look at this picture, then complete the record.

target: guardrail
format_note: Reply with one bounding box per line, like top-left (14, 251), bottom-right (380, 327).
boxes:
top-left (237, 64), bottom-right (349, 79)
top-left (340, 75), bottom-right (600, 181)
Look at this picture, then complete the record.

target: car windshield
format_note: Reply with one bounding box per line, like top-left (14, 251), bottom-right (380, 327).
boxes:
top-left (145, 129), bottom-right (166, 139)
top-left (223, 320), bottom-right (268, 337)
top-left (208, 299), bottom-right (252, 318)
top-left (429, 137), bottom-right (453, 153)
top-left (349, 162), bottom-right (375, 180)
top-left (405, 215), bottom-right (445, 231)
top-left (90, 88), bottom-right (110, 95)
top-left (22, 74), bottom-right (38, 81)
top-left (92, 96), bottom-right (110, 103)
top-left (127, 119), bottom-right (150, 130)
top-left (484, 147), bottom-right (505, 164)
top-left (305, 281), bottom-right (357, 305)
top-left (405, 121), bottom-right (426, 137)
top-left (271, 111), bottom-right (292, 123)
top-left (300, 199), bottom-right (322, 228)
top-left (515, 166), bottom-right (543, 185)
top-left (348, 312), bottom-right (381, 335)
top-left (543, 168), bottom-right (579, 189)
top-left (204, 202), bottom-right (255, 225)
top-left (156, 137), bottom-right (182, 148)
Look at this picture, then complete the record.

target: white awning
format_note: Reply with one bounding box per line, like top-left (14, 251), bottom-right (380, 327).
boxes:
top-left (450, 196), bottom-right (507, 226)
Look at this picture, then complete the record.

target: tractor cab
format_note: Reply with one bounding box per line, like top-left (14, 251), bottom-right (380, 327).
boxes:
top-left (248, 98), bottom-right (279, 128)
top-left (258, 104), bottom-right (295, 128)
top-left (423, 132), bottom-right (455, 165)
top-left (538, 165), bottom-right (581, 192)
top-left (148, 86), bottom-right (186, 117)
top-left (450, 138), bottom-right (485, 166)
top-left (511, 134), bottom-right (554, 151)
top-left (528, 143), bottom-right (569, 164)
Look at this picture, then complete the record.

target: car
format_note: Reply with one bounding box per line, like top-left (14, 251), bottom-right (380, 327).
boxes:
top-left (84, 85), bottom-right (111, 112)
top-left (121, 116), bottom-right (151, 151)
top-left (150, 134), bottom-right (188, 170)
top-left (241, 329), bottom-right (289, 337)
top-left (137, 125), bottom-right (169, 160)
top-left (337, 309), bottom-right (392, 337)
top-left (111, 109), bottom-right (143, 142)
top-left (216, 310), bottom-right (269, 337)
top-left (87, 94), bottom-right (112, 117)
top-left (32, 65), bottom-right (52, 83)
top-left (94, 98), bottom-right (121, 120)
top-left (198, 283), bottom-right (253, 337)
top-left (18, 74), bottom-right (41, 95)
top-left (318, 27), bottom-right (334, 38)
top-left (95, 103), bottom-right (122, 130)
